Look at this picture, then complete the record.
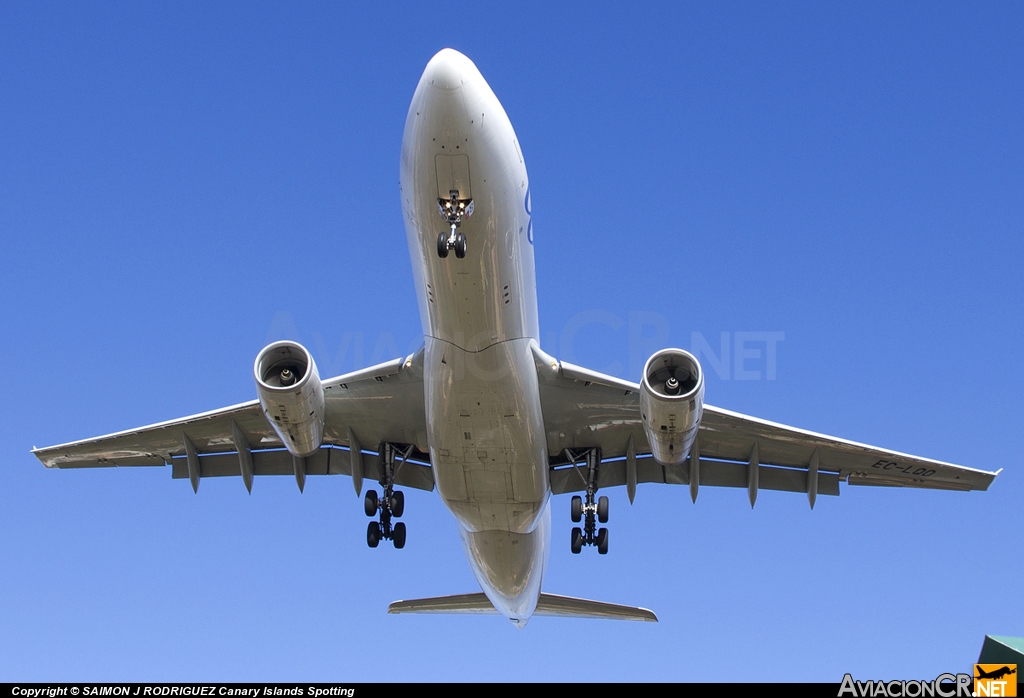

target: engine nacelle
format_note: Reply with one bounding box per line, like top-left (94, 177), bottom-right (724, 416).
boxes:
top-left (254, 341), bottom-right (325, 457)
top-left (640, 348), bottom-right (705, 466)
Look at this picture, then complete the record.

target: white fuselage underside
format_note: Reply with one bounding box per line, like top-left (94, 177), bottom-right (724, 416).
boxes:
top-left (399, 50), bottom-right (549, 625)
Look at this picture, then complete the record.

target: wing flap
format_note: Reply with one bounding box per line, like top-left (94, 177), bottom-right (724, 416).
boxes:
top-left (551, 457), bottom-right (840, 497)
top-left (169, 449), bottom-right (331, 478)
top-left (165, 446), bottom-right (435, 492)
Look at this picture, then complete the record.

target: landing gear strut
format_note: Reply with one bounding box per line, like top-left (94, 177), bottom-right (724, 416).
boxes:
top-left (566, 448), bottom-right (609, 555)
top-left (364, 443), bottom-right (411, 549)
top-left (436, 189), bottom-right (473, 259)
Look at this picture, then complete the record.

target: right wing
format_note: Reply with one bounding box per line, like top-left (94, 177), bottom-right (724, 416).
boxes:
top-left (32, 349), bottom-right (433, 493)
top-left (533, 344), bottom-right (999, 498)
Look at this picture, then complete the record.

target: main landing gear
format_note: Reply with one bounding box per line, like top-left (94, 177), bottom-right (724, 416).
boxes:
top-left (566, 448), bottom-right (609, 555)
top-left (364, 443), bottom-right (411, 549)
top-left (436, 189), bottom-right (473, 259)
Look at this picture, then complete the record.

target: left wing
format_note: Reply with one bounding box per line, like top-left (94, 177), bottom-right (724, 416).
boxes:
top-left (33, 350), bottom-right (433, 493)
top-left (532, 344), bottom-right (999, 499)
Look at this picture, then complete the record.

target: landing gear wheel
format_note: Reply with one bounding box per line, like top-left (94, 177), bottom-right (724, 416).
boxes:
top-left (597, 495), bottom-right (609, 524)
top-left (437, 193), bottom-right (473, 257)
top-left (393, 521), bottom-right (406, 549)
top-left (570, 495), bottom-right (582, 523)
top-left (596, 527), bottom-right (608, 555)
top-left (571, 527), bottom-right (583, 554)
top-left (390, 490), bottom-right (405, 518)
top-left (364, 490), bottom-right (378, 517)
top-left (437, 231), bottom-right (450, 258)
top-left (367, 521), bottom-right (381, 548)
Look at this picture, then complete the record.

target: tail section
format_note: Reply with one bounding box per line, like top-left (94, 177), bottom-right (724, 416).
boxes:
top-left (388, 592), bottom-right (657, 622)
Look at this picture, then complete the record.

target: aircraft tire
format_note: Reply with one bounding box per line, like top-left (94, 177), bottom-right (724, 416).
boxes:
top-left (367, 521), bottom-right (381, 548)
top-left (570, 495), bottom-right (582, 523)
top-left (596, 528), bottom-right (608, 555)
top-left (454, 233), bottom-right (467, 258)
top-left (571, 527), bottom-right (583, 554)
top-left (364, 490), bottom-right (378, 517)
top-left (390, 490), bottom-right (404, 518)
top-left (437, 232), bottom-right (449, 258)
top-left (393, 521), bottom-right (407, 549)
top-left (597, 496), bottom-right (609, 524)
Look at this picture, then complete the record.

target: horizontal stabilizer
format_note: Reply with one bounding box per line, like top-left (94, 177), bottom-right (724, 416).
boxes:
top-left (388, 592), bottom-right (657, 622)
top-left (388, 592), bottom-right (498, 615)
top-left (535, 593), bottom-right (658, 621)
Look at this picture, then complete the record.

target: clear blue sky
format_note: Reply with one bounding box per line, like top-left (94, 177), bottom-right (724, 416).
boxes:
top-left (2, 1), bottom-right (1021, 682)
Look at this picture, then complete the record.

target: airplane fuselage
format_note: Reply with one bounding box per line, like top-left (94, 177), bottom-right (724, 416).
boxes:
top-left (399, 49), bottom-right (550, 625)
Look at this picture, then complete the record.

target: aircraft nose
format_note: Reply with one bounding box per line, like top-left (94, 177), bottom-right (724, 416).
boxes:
top-left (423, 48), bottom-right (472, 90)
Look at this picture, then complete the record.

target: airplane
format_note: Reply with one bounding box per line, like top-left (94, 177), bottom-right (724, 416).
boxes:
top-left (32, 48), bottom-right (1000, 628)
top-left (976, 666), bottom-right (1017, 681)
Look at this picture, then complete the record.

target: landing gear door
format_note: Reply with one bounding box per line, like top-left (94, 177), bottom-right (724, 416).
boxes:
top-left (435, 154), bottom-right (472, 201)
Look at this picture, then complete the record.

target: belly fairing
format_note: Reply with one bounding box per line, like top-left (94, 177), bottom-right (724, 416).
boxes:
top-left (423, 336), bottom-right (549, 534)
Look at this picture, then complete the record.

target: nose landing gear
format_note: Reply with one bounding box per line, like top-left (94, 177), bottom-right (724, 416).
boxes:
top-left (566, 448), bottom-right (609, 555)
top-left (436, 190), bottom-right (473, 259)
top-left (437, 231), bottom-right (467, 259)
top-left (363, 443), bottom-right (412, 549)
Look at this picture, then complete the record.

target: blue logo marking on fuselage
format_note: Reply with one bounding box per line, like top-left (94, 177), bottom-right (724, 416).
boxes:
top-left (524, 188), bottom-right (533, 245)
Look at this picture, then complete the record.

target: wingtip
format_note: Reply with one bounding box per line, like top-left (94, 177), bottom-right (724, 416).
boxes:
top-left (631, 606), bottom-right (659, 622)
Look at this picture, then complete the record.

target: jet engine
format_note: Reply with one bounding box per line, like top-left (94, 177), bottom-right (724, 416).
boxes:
top-left (254, 340), bottom-right (325, 457)
top-left (640, 348), bottom-right (705, 466)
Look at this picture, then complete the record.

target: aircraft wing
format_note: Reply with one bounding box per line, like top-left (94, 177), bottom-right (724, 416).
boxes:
top-left (32, 351), bottom-right (433, 493)
top-left (532, 345), bottom-right (998, 499)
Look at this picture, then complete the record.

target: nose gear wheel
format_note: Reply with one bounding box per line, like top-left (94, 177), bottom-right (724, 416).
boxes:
top-left (436, 189), bottom-right (473, 259)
